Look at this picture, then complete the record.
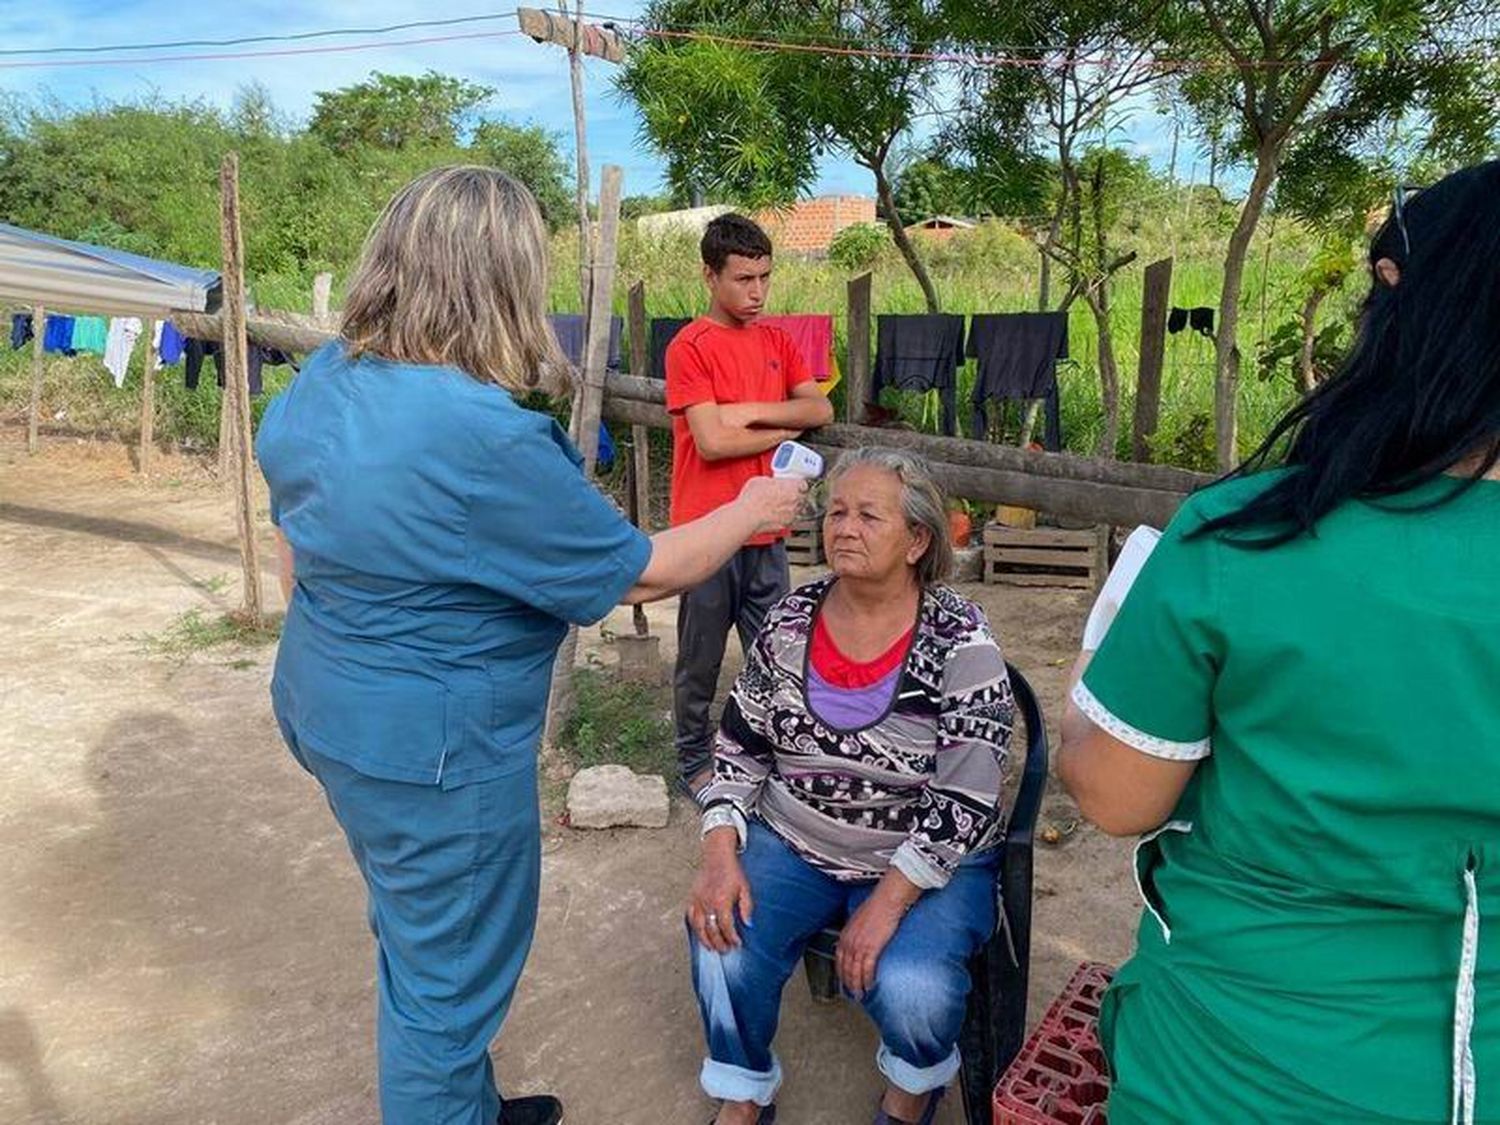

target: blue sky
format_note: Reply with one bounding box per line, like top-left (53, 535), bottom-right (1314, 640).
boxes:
top-left (0, 2), bottom-right (1193, 202)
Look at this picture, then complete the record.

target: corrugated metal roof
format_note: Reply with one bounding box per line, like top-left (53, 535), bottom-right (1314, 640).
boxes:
top-left (0, 222), bottom-right (221, 317)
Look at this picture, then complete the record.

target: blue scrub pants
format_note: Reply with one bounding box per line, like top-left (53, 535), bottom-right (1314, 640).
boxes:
top-left (284, 730), bottom-right (541, 1125)
top-left (688, 821), bottom-right (997, 1106)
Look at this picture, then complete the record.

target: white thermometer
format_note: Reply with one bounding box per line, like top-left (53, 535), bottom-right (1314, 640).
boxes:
top-left (771, 440), bottom-right (824, 480)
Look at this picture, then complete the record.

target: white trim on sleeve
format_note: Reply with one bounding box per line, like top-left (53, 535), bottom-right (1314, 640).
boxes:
top-left (1071, 679), bottom-right (1211, 761)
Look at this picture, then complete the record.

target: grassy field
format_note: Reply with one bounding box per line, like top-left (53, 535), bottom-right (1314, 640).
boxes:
top-left (0, 191), bottom-right (1359, 474)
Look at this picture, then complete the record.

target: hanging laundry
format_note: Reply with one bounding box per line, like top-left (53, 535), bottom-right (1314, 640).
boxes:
top-left (966, 312), bottom-right (1068, 452)
top-left (154, 321), bottom-right (186, 365)
top-left (1190, 307), bottom-right (1215, 338)
top-left (649, 318), bottom-right (693, 380)
top-left (1168, 307), bottom-right (1190, 334)
top-left (43, 315), bottom-right (76, 355)
top-left (548, 314), bottom-right (624, 370)
top-left (11, 313), bottom-right (33, 350)
top-left (71, 316), bottom-right (108, 356)
top-left (103, 317), bottom-right (143, 388)
top-left (873, 314), bottom-right (966, 436)
top-left (758, 315), bottom-right (834, 382)
top-left (184, 339), bottom-right (296, 397)
top-left (597, 420), bottom-right (616, 472)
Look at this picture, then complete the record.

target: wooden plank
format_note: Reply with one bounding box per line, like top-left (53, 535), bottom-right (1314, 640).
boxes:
top-left (1133, 257), bottom-right (1173, 463)
top-left (545, 163), bottom-right (624, 746)
top-left (26, 303), bottom-right (43, 454)
top-left (986, 570), bottom-right (1095, 589)
top-left (844, 272), bottom-right (872, 423)
top-left (600, 370), bottom-right (1209, 495)
top-left (572, 164), bottom-right (622, 473)
top-left (220, 153), bottom-right (263, 625)
top-left (988, 548), bottom-right (1093, 567)
top-left (983, 526), bottom-right (1096, 548)
top-left (627, 279), bottom-right (652, 532)
top-left (139, 318), bottom-right (159, 474)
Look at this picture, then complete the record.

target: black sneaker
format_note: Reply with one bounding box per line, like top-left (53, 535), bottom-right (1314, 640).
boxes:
top-left (499, 1094), bottom-right (563, 1125)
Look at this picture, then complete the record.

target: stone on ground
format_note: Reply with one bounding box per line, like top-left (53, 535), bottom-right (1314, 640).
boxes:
top-left (566, 764), bottom-right (670, 829)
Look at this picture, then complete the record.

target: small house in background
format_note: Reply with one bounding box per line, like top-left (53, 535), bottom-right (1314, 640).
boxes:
top-left (904, 215), bottom-right (977, 242)
top-left (637, 204), bottom-right (735, 239)
top-left (755, 195), bottom-right (876, 255)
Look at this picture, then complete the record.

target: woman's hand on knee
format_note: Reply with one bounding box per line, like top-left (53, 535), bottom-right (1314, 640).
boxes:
top-left (837, 870), bottom-right (923, 997)
top-left (687, 829), bottom-right (753, 954)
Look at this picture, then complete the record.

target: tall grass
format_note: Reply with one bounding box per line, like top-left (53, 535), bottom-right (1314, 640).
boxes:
top-left (0, 195), bottom-right (1359, 471)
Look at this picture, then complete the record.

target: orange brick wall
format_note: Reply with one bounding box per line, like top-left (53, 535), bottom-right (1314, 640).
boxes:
top-left (754, 195), bottom-right (876, 254)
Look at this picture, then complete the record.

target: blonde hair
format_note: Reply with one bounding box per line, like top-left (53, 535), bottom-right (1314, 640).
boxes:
top-left (341, 165), bottom-right (567, 394)
top-left (827, 447), bottom-right (954, 585)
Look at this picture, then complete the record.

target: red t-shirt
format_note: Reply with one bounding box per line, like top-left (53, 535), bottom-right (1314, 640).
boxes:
top-left (665, 317), bottom-right (813, 544)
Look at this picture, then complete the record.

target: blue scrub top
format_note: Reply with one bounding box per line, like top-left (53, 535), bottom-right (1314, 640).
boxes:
top-left (256, 342), bottom-right (652, 789)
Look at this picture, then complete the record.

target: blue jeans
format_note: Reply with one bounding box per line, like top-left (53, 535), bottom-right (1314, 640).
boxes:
top-left (280, 723), bottom-right (541, 1125)
top-left (689, 821), bottom-right (998, 1106)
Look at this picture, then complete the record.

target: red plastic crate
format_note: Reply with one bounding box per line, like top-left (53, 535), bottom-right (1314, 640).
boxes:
top-left (993, 961), bottom-right (1115, 1125)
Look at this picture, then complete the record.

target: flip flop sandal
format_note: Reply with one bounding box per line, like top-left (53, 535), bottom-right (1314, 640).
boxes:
top-left (872, 1085), bottom-right (945, 1125)
top-left (707, 1105), bottom-right (775, 1125)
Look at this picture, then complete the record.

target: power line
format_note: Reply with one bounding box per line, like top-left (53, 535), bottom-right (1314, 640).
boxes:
top-left (0, 30), bottom-right (523, 71)
top-left (0, 12), bottom-right (517, 57)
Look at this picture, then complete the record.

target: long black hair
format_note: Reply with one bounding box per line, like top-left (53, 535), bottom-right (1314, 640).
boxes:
top-left (1193, 159), bottom-right (1500, 546)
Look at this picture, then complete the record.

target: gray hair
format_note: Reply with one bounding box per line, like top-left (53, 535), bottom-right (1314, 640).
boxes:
top-left (827, 447), bottom-right (954, 585)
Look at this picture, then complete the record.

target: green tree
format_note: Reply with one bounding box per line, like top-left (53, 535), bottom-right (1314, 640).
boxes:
top-left (1171, 0), bottom-right (1500, 468)
top-left (309, 71), bottom-right (493, 153)
top-left (471, 119), bottom-right (574, 229)
top-left (619, 0), bottom-right (950, 310)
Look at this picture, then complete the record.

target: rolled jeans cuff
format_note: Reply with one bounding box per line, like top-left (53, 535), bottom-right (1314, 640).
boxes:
top-left (700, 1055), bottom-right (783, 1106)
top-left (876, 1043), bottom-right (961, 1096)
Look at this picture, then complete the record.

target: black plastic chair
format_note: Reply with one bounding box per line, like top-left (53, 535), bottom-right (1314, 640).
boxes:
top-left (801, 661), bottom-right (1050, 1125)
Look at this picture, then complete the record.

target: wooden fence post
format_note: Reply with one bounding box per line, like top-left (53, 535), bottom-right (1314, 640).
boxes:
top-left (26, 303), bottom-right (44, 454)
top-left (312, 272), bottom-right (333, 325)
top-left (626, 279), bottom-right (652, 639)
top-left (845, 272), bottom-right (872, 424)
top-left (139, 318), bottom-right (159, 474)
top-left (220, 153), bottom-right (263, 624)
top-left (1132, 258), bottom-right (1173, 463)
top-left (545, 164), bottom-right (625, 746)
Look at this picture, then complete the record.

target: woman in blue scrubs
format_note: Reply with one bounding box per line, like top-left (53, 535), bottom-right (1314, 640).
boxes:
top-left (255, 166), bottom-right (806, 1125)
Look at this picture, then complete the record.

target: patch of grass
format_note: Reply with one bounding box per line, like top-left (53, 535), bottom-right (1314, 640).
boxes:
top-left (136, 608), bottom-right (281, 660)
top-left (191, 573), bottom-right (231, 595)
top-left (557, 667), bottom-right (675, 778)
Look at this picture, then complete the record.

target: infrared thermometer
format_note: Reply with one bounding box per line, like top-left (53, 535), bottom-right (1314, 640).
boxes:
top-left (771, 440), bottom-right (824, 480)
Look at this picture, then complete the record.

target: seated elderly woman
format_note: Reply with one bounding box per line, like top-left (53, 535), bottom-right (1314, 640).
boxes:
top-left (685, 447), bottom-right (1014, 1125)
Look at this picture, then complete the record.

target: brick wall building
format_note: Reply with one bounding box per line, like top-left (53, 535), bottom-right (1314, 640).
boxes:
top-left (754, 195), bottom-right (876, 254)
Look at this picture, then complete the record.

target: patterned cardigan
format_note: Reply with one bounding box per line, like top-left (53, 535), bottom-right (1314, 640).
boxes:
top-left (700, 576), bottom-right (1014, 888)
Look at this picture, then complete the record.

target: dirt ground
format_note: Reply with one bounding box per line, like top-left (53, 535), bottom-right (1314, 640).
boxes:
top-left (0, 428), bottom-right (1137, 1125)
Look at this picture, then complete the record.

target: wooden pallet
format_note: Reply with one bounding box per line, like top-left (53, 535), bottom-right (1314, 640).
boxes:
top-left (786, 517), bottom-right (824, 567)
top-left (983, 524), bottom-right (1099, 589)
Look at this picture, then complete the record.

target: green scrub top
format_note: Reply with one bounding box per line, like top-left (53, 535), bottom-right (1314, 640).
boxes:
top-left (1078, 472), bottom-right (1500, 1124)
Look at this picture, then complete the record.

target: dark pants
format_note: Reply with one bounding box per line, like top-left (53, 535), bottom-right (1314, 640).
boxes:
top-left (674, 542), bottom-right (790, 785)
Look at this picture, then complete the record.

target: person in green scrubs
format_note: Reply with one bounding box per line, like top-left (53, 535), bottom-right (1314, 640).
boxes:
top-left (1060, 159), bottom-right (1500, 1124)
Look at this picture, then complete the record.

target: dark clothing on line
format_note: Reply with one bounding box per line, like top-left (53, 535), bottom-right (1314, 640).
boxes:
top-left (966, 312), bottom-right (1068, 398)
top-left (185, 339), bottom-right (296, 396)
top-left (650, 317), bottom-right (693, 380)
top-left (11, 313), bottom-right (32, 350)
top-left (967, 312), bottom-right (1067, 452)
top-left (674, 542), bottom-right (789, 786)
top-left (1169, 307), bottom-right (1216, 339)
top-left (548, 314), bottom-right (624, 370)
top-left (873, 314), bottom-right (966, 436)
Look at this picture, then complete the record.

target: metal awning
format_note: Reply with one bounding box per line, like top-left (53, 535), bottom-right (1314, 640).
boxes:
top-left (0, 222), bottom-right (220, 318)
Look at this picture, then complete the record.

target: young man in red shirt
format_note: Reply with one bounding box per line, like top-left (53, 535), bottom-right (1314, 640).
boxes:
top-left (667, 213), bottom-right (835, 797)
